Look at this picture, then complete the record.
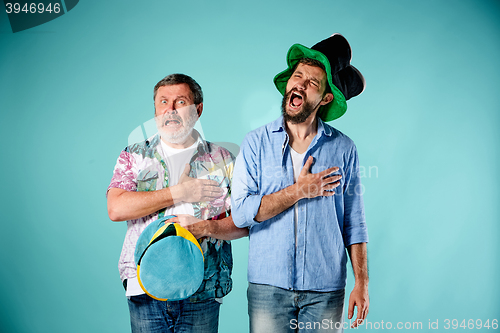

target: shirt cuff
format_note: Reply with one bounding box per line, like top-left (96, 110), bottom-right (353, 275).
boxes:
top-left (106, 183), bottom-right (136, 198)
top-left (343, 222), bottom-right (369, 246)
top-left (233, 194), bottom-right (264, 228)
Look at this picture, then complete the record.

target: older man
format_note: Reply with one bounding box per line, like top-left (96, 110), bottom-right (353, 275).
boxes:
top-left (231, 34), bottom-right (369, 333)
top-left (107, 73), bottom-right (247, 333)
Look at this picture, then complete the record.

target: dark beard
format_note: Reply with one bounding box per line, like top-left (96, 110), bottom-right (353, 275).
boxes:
top-left (281, 89), bottom-right (317, 124)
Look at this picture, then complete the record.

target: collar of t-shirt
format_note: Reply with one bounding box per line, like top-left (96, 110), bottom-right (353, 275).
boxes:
top-left (159, 137), bottom-right (199, 186)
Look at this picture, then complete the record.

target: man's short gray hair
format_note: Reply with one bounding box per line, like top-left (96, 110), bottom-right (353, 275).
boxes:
top-left (153, 74), bottom-right (203, 104)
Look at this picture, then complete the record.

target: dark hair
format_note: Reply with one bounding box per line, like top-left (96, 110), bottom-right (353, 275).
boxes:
top-left (291, 58), bottom-right (331, 95)
top-left (153, 74), bottom-right (203, 104)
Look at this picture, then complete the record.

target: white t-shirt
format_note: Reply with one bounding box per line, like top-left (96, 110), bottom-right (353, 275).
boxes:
top-left (160, 138), bottom-right (197, 217)
top-left (289, 147), bottom-right (306, 248)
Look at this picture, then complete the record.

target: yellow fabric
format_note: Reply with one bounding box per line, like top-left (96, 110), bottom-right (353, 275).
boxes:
top-left (150, 224), bottom-right (169, 243)
top-left (173, 223), bottom-right (204, 259)
top-left (137, 265), bottom-right (169, 301)
top-left (136, 222), bottom-right (205, 301)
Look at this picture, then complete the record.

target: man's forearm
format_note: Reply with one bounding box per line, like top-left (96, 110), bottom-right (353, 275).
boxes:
top-left (254, 183), bottom-right (300, 222)
top-left (107, 187), bottom-right (178, 221)
top-left (347, 242), bottom-right (369, 286)
top-left (253, 157), bottom-right (341, 222)
top-left (347, 242), bottom-right (369, 326)
top-left (184, 215), bottom-right (249, 240)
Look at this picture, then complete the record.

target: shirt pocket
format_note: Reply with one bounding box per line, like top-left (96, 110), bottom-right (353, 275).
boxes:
top-left (136, 169), bottom-right (159, 192)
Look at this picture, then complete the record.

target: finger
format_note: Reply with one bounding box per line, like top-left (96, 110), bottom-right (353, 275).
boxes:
top-left (201, 192), bottom-right (224, 201)
top-left (360, 307), bottom-right (368, 321)
top-left (319, 166), bottom-right (340, 177)
top-left (348, 297), bottom-right (355, 320)
top-left (178, 165), bottom-right (192, 184)
top-left (204, 180), bottom-right (221, 187)
top-left (361, 303), bottom-right (369, 320)
top-left (202, 186), bottom-right (224, 195)
top-left (213, 187), bottom-right (224, 195)
top-left (182, 164), bottom-right (191, 176)
top-left (197, 179), bottom-right (220, 187)
top-left (323, 174), bottom-right (342, 184)
top-left (323, 181), bottom-right (341, 192)
top-left (166, 217), bottom-right (179, 224)
top-left (351, 302), bottom-right (368, 328)
top-left (352, 318), bottom-right (364, 328)
top-left (321, 189), bottom-right (337, 197)
top-left (354, 307), bottom-right (365, 328)
top-left (350, 307), bottom-right (360, 328)
top-left (299, 156), bottom-right (314, 176)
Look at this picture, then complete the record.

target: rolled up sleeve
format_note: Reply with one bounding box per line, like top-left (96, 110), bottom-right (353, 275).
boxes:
top-left (106, 149), bottom-right (138, 196)
top-left (231, 135), bottom-right (263, 228)
top-left (342, 145), bottom-right (369, 246)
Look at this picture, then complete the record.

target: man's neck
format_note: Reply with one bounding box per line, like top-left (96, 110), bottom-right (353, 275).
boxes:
top-left (161, 131), bottom-right (198, 149)
top-left (285, 115), bottom-right (318, 154)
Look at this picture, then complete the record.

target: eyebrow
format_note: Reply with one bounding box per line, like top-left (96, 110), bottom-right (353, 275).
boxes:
top-left (158, 95), bottom-right (190, 100)
top-left (294, 70), bottom-right (321, 85)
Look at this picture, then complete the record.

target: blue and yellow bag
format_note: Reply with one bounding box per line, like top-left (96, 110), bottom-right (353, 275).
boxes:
top-left (134, 215), bottom-right (204, 301)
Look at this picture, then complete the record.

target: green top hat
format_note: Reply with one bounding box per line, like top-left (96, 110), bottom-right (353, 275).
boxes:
top-left (274, 33), bottom-right (365, 122)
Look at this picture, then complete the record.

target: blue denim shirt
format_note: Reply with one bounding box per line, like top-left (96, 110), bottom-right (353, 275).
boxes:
top-left (231, 116), bottom-right (368, 292)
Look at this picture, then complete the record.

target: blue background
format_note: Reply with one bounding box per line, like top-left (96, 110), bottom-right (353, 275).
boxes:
top-left (0, 0), bottom-right (499, 332)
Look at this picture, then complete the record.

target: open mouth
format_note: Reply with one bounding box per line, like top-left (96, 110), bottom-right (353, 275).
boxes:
top-left (164, 119), bottom-right (182, 126)
top-left (289, 91), bottom-right (303, 109)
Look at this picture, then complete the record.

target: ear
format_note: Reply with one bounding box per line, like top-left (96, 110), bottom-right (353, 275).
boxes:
top-left (196, 103), bottom-right (203, 118)
top-left (320, 93), bottom-right (334, 106)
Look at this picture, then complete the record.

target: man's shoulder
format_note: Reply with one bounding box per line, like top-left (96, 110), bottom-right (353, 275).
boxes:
top-left (124, 134), bottom-right (160, 158)
top-left (202, 140), bottom-right (236, 163)
top-left (322, 122), bottom-right (357, 149)
top-left (243, 116), bottom-right (283, 143)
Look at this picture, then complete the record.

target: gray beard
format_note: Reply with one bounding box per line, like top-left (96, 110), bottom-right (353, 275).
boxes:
top-left (156, 108), bottom-right (198, 144)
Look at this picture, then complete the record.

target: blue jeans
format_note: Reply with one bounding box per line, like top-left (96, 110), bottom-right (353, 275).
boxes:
top-left (248, 283), bottom-right (345, 333)
top-left (127, 294), bottom-right (220, 333)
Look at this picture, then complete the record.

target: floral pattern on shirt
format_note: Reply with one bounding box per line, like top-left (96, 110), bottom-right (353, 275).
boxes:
top-left (108, 133), bottom-right (235, 301)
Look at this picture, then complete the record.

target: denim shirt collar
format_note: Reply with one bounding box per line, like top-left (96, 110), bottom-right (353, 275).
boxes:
top-left (270, 115), bottom-right (333, 155)
top-left (270, 115), bottom-right (332, 136)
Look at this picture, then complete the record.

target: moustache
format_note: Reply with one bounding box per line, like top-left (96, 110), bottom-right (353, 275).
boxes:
top-left (161, 114), bottom-right (183, 126)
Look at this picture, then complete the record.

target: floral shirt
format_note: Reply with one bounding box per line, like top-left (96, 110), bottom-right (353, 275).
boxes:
top-left (108, 133), bottom-right (235, 302)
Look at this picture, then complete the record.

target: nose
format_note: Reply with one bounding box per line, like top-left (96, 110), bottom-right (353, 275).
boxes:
top-left (295, 78), bottom-right (308, 91)
top-left (163, 102), bottom-right (178, 114)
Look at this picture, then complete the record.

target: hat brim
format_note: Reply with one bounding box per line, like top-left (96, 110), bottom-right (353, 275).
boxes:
top-left (273, 44), bottom-right (347, 122)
